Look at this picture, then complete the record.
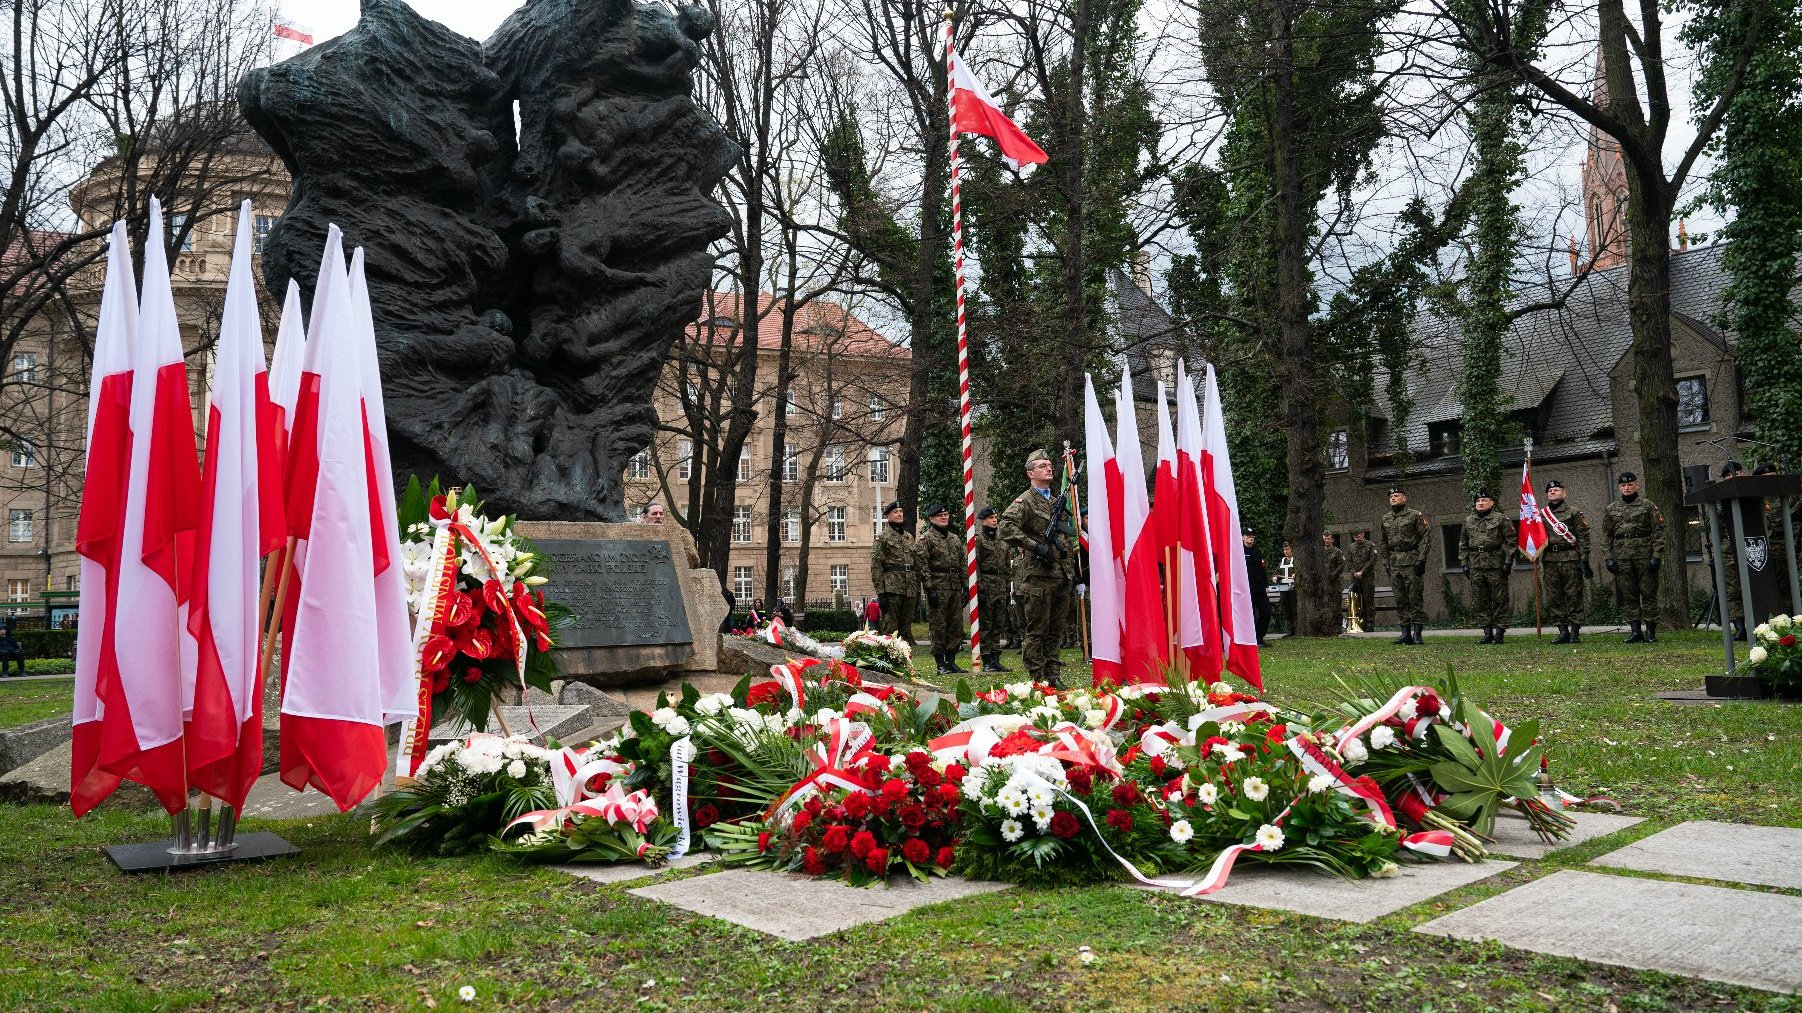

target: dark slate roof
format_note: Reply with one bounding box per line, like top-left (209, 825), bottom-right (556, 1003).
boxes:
top-left (1108, 268), bottom-right (1188, 400)
top-left (1368, 242), bottom-right (1733, 469)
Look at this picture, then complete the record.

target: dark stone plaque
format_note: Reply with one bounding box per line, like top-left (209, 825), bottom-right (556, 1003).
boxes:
top-left (537, 539), bottom-right (693, 649)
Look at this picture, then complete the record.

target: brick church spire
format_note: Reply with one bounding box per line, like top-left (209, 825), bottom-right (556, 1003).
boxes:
top-left (1580, 47), bottom-right (1629, 270)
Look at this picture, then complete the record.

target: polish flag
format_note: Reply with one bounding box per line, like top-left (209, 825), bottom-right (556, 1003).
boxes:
top-left (1116, 366), bottom-right (1169, 684)
top-left (1083, 376), bottom-right (1123, 685)
top-left (71, 222), bottom-right (137, 815)
top-left (101, 200), bottom-right (204, 811)
top-left (346, 248), bottom-right (425, 725)
top-left (1174, 362), bottom-right (1222, 678)
top-left (1517, 458), bottom-right (1548, 561)
top-left (1200, 364), bottom-right (1261, 690)
top-left (268, 279), bottom-right (307, 485)
top-left (278, 233), bottom-right (404, 811)
top-left (273, 16), bottom-right (313, 45)
top-left (183, 203), bottom-right (277, 811)
top-left (947, 41), bottom-right (1049, 171)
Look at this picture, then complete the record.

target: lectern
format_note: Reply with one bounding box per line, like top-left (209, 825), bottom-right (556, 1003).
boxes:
top-left (1683, 474), bottom-right (1802, 696)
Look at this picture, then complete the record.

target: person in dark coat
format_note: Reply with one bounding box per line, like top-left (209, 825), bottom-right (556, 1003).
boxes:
top-left (1243, 527), bottom-right (1271, 646)
top-left (0, 629), bottom-right (25, 676)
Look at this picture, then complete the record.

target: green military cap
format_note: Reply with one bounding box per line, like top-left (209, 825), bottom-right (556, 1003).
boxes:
top-left (1026, 449), bottom-right (1051, 466)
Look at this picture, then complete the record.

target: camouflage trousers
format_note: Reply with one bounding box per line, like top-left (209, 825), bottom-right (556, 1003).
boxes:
top-left (1615, 560), bottom-right (1658, 622)
top-left (1467, 568), bottom-right (1510, 626)
top-left (924, 577), bottom-right (965, 653)
top-left (878, 590), bottom-right (916, 643)
top-left (1541, 561), bottom-right (1587, 625)
top-left (978, 579), bottom-right (1012, 652)
top-left (1390, 567), bottom-right (1426, 625)
top-left (1020, 581), bottom-right (1072, 684)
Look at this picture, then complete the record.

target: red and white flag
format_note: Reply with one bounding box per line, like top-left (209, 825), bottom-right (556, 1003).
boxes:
top-left (1174, 361), bottom-right (1222, 678)
top-left (1517, 458), bottom-right (1550, 561)
top-left (279, 230), bottom-right (408, 811)
top-left (71, 221), bottom-right (138, 815)
top-left (1116, 366), bottom-right (1169, 684)
top-left (103, 200), bottom-right (205, 812)
top-left (1083, 376), bottom-right (1123, 685)
top-left (947, 42), bottom-right (1049, 171)
top-left (183, 202), bottom-right (280, 811)
top-left (273, 15), bottom-right (313, 45)
top-left (268, 279), bottom-right (307, 469)
top-left (1200, 364), bottom-right (1261, 690)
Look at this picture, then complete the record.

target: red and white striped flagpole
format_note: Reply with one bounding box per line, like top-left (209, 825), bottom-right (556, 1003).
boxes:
top-left (945, 11), bottom-right (982, 674)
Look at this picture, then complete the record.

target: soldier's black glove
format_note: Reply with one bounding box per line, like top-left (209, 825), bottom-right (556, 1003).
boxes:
top-left (1648, 557), bottom-right (1661, 574)
top-left (1350, 580), bottom-right (1362, 594)
top-left (1413, 560), bottom-right (1426, 576)
top-left (1032, 541), bottom-right (1054, 562)
top-left (926, 589), bottom-right (941, 608)
top-left (1581, 561), bottom-right (1593, 579)
top-left (1461, 564), bottom-right (1471, 577)
top-left (877, 593), bottom-right (891, 613)
top-left (1502, 561), bottom-right (1513, 576)
top-left (1605, 558), bottom-right (1619, 575)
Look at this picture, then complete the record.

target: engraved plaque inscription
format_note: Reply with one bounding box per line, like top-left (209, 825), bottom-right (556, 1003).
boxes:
top-left (534, 538), bottom-right (694, 649)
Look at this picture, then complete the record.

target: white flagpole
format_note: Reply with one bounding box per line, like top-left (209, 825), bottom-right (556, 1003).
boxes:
top-left (945, 11), bottom-right (983, 674)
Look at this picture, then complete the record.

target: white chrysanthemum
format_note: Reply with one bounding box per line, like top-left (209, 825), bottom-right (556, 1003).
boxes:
top-left (1169, 819), bottom-right (1194, 844)
top-left (1000, 790), bottom-right (1029, 816)
top-left (1030, 805), bottom-right (1054, 830)
top-left (1000, 819), bottom-right (1025, 842)
top-left (1212, 744), bottom-right (1246, 764)
top-left (1255, 824), bottom-right (1286, 851)
top-left (1750, 645), bottom-right (1769, 664)
top-left (1372, 861), bottom-right (1399, 878)
top-left (1220, 721), bottom-right (1245, 736)
top-left (506, 759), bottom-right (527, 780)
top-left (785, 707), bottom-right (805, 723)
top-left (1197, 782), bottom-right (1219, 805)
top-left (1308, 773), bottom-right (1335, 794)
top-left (1398, 699), bottom-right (1419, 721)
top-left (1026, 785), bottom-right (1053, 807)
top-left (1084, 709), bottom-right (1108, 729)
top-left (1242, 776), bottom-right (1269, 801)
top-left (695, 693), bottom-right (732, 717)
top-left (1369, 726), bottom-right (1397, 750)
top-left (1341, 738), bottom-right (1369, 765)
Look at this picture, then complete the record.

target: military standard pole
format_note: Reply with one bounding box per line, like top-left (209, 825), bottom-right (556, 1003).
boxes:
top-left (945, 12), bottom-right (982, 675)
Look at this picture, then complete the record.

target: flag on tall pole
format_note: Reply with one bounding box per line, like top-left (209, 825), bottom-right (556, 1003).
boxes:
top-left (944, 15), bottom-right (1048, 672)
top-left (1200, 364), bottom-right (1261, 690)
top-left (1517, 451), bottom-right (1552, 561)
top-left (1116, 366), bottom-right (1169, 684)
top-left (184, 202), bottom-right (279, 811)
top-left (1083, 377), bottom-right (1123, 684)
top-left (1174, 361), bottom-right (1222, 678)
top-left (71, 221), bottom-right (139, 815)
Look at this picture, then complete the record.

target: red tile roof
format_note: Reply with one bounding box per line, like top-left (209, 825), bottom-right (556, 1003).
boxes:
top-left (689, 292), bottom-right (907, 359)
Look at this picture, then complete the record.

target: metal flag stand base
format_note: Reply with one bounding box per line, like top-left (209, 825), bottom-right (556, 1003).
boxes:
top-left (104, 794), bottom-right (298, 874)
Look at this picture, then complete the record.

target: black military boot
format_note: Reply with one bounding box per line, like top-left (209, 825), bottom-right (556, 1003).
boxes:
top-left (1393, 625), bottom-right (1415, 645)
top-left (946, 653), bottom-right (966, 673)
top-left (1645, 622), bottom-right (1658, 643)
top-left (934, 653), bottom-right (952, 675)
top-left (1478, 626), bottom-right (1495, 645)
top-left (982, 653), bottom-right (1008, 673)
top-left (1733, 618), bottom-right (1747, 641)
top-left (1413, 623), bottom-right (1426, 644)
top-left (1624, 620), bottom-right (1645, 644)
top-left (1494, 627), bottom-right (1506, 644)
top-left (1569, 625), bottom-right (1582, 643)
top-left (1552, 623), bottom-right (1572, 645)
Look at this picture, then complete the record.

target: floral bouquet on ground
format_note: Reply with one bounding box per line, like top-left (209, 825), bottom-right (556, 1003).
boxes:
top-left (366, 735), bottom-right (561, 856)
top-left (1748, 615), bottom-right (1802, 697)
top-left (397, 478), bottom-right (573, 732)
top-left (490, 744), bottom-right (676, 865)
top-left (839, 629), bottom-right (913, 681)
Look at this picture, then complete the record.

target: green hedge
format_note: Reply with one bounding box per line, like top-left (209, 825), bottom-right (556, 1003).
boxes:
top-left (799, 609), bottom-right (859, 633)
top-left (8, 629), bottom-right (75, 659)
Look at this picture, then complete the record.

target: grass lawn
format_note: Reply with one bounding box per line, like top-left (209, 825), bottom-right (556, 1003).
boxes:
top-left (4, 633), bottom-right (1801, 1011)
top-left (0, 675), bottom-right (73, 729)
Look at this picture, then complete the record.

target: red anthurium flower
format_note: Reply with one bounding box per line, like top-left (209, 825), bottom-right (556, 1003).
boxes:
top-left (420, 634), bottom-right (456, 673)
top-left (465, 627), bottom-right (495, 660)
top-left (447, 591), bottom-right (475, 628)
top-left (483, 578), bottom-right (511, 615)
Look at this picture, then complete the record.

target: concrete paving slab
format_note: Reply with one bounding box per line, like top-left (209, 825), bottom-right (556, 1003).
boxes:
top-left (1135, 859), bottom-right (1516, 923)
top-left (1590, 820), bottom-right (1802, 889)
top-left (629, 868), bottom-right (1012, 940)
top-left (554, 851), bottom-right (713, 885)
top-left (1486, 810), bottom-right (1644, 860)
top-left (1416, 870), bottom-right (1802, 995)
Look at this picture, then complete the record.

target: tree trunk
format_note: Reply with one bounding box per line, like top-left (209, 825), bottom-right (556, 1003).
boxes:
top-left (763, 298), bottom-right (798, 602)
top-left (1057, 0), bottom-right (1092, 444)
top-left (1623, 167), bottom-right (1690, 627)
top-left (898, 38), bottom-right (951, 527)
top-left (1268, 2), bottom-right (1333, 636)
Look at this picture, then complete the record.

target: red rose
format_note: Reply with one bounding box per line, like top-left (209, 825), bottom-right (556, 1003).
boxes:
top-left (1783, 635), bottom-right (1798, 648)
top-left (842, 792), bottom-right (872, 819)
top-left (902, 837), bottom-right (931, 864)
top-left (916, 766), bottom-right (942, 788)
top-left (881, 778), bottom-right (909, 802)
top-left (823, 826), bottom-right (850, 853)
top-left (904, 750), bottom-right (931, 771)
top-left (944, 764), bottom-right (968, 784)
top-left (757, 831), bottom-right (772, 853)
top-left (1416, 694), bottom-right (1442, 717)
top-left (1049, 811), bottom-right (1080, 839)
top-left (850, 830), bottom-right (876, 859)
top-left (461, 666), bottom-right (484, 684)
top-left (865, 847), bottom-right (890, 874)
top-left (694, 804), bottom-right (720, 829)
top-left (1111, 782), bottom-right (1141, 807)
top-left (791, 811), bottom-right (813, 834)
top-left (935, 846), bottom-right (955, 869)
top-left (899, 804), bottom-right (927, 830)
top-left (1106, 809), bottom-right (1133, 833)
top-left (1149, 756), bottom-right (1168, 778)
top-left (585, 771), bottom-right (613, 794)
top-left (804, 796), bottom-right (825, 817)
top-left (802, 846), bottom-right (825, 875)
top-left (936, 783), bottom-right (960, 806)
top-left (745, 681), bottom-right (782, 708)
top-left (1145, 692), bottom-right (1162, 704)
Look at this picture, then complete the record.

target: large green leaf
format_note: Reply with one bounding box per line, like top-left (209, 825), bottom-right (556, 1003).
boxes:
top-left (1432, 723), bottom-right (1482, 768)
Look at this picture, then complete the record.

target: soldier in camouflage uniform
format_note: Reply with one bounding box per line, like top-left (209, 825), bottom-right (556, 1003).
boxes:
top-left (1322, 533), bottom-right (1347, 632)
top-left (1345, 529), bottom-right (1379, 631)
top-left (1000, 449), bottom-right (1076, 687)
top-left (1459, 489), bottom-right (1518, 644)
top-left (1703, 462), bottom-right (1746, 639)
top-left (975, 506), bottom-right (1013, 672)
top-left (1603, 471), bottom-right (1668, 643)
top-left (1539, 479), bottom-right (1592, 643)
top-left (870, 501), bottom-right (918, 645)
top-left (915, 503), bottom-right (967, 675)
top-left (1379, 485), bottom-right (1432, 645)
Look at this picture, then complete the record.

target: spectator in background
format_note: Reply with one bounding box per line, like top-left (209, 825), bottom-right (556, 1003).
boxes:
top-left (1243, 528), bottom-right (1270, 646)
top-left (776, 599), bottom-right (794, 628)
top-left (862, 596), bottom-right (881, 630)
top-left (0, 628), bottom-right (24, 676)
top-left (643, 503), bottom-right (666, 524)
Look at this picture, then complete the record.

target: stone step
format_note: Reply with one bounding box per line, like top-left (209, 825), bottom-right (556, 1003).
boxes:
top-left (429, 703), bottom-right (593, 745)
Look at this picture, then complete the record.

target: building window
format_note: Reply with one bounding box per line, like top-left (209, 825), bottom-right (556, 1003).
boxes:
top-left (1427, 421), bottom-right (1461, 457)
top-left (1326, 429), bottom-right (1349, 471)
top-left (253, 214), bottom-right (277, 254)
top-left (64, 574), bottom-right (77, 592)
top-left (783, 508), bottom-right (800, 544)
top-left (11, 352), bottom-right (37, 383)
top-left (733, 566), bottom-right (753, 601)
top-left (11, 439), bottom-right (36, 469)
top-left (830, 394), bottom-right (843, 420)
top-left (1677, 375), bottom-right (1710, 428)
top-left (676, 439), bottom-right (693, 481)
top-left (870, 394), bottom-right (886, 421)
top-left (1439, 524), bottom-right (1461, 571)
top-left (627, 449), bottom-right (651, 480)
top-left (6, 578), bottom-right (29, 602)
top-left (824, 446), bottom-right (846, 483)
top-left (7, 509), bottom-right (32, 542)
top-left (737, 451), bottom-right (751, 482)
top-left (732, 505), bottom-right (753, 543)
top-left (781, 566), bottom-right (798, 601)
top-left (781, 443), bottom-right (799, 482)
top-left (868, 446), bottom-right (891, 485)
top-left (171, 212), bottom-right (194, 252)
top-left (827, 506), bottom-right (846, 543)
top-left (783, 393), bottom-right (797, 418)
top-left (829, 564), bottom-right (849, 594)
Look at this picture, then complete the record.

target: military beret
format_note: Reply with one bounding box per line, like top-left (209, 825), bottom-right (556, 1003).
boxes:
top-left (1388, 485), bottom-right (1405, 494)
top-left (1755, 462), bottom-right (1779, 476)
top-left (1241, 526), bottom-right (1255, 535)
top-left (1545, 478), bottom-right (1564, 491)
top-left (1617, 471), bottom-right (1637, 483)
top-left (1473, 489), bottom-right (1494, 501)
top-left (883, 500), bottom-right (903, 514)
top-left (925, 502), bottom-right (949, 517)
top-left (1722, 461), bottom-right (1745, 478)
top-left (977, 506), bottom-right (997, 519)
top-left (1026, 449), bottom-right (1051, 467)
